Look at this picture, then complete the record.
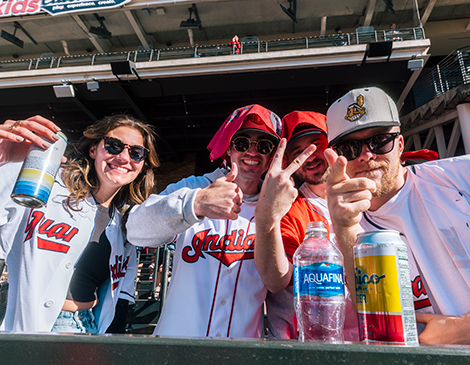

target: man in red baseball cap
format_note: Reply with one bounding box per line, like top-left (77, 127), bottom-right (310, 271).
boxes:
top-left (127, 104), bottom-right (283, 338)
top-left (254, 110), bottom-right (359, 341)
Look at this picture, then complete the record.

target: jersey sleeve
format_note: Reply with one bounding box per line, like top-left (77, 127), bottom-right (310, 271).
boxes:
top-left (126, 173), bottom-right (220, 247)
top-left (127, 187), bottom-right (201, 247)
top-left (411, 155), bottom-right (470, 195)
top-left (280, 210), bottom-right (306, 263)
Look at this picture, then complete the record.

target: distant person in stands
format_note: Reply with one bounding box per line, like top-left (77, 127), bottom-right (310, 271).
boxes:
top-left (334, 26), bottom-right (347, 46)
top-left (229, 35), bottom-right (241, 54)
top-left (0, 114), bottom-right (159, 334)
top-left (194, 43), bottom-right (201, 58)
top-left (386, 23), bottom-right (403, 41)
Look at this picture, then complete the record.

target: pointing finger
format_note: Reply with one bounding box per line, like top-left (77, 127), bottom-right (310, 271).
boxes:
top-left (284, 144), bottom-right (317, 176)
top-left (325, 148), bottom-right (350, 185)
top-left (324, 147), bottom-right (338, 168)
top-left (269, 138), bottom-right (287, 170)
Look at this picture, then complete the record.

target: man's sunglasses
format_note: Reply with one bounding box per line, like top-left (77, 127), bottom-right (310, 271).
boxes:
top-left (333, 132), bottom-right (400, 161)
top-left (232, 136), bottom-right (275, 156)
top-left (103, 137), bottom-right (149, 162)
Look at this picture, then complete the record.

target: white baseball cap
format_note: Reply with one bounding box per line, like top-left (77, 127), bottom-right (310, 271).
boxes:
top-left (326, 87), bottom-right (401, 146)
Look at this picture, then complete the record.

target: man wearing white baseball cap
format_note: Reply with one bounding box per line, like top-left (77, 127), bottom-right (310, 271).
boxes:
top-left (324, 86), bottom-right (470, 345)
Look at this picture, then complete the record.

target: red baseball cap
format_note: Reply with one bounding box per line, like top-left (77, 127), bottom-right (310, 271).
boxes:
top-left (207, 104), bottom-right (282, 162)
top-left (281, 111), bottom-right (327, 147)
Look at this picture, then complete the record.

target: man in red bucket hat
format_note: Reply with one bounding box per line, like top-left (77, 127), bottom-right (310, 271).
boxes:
top-left (254, 110), bottom-right (359, 341)
top-left (127, 104), bottom-right (282, 338)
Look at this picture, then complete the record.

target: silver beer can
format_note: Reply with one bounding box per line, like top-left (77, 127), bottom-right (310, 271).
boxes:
top-left (11, 131), bottom-right (67, 208)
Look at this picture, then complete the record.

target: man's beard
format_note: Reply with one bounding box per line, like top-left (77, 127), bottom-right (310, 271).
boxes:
top-left (371, 161), bottom-right (400, 197)
top-left (296, 165), bottom-right (330, 186)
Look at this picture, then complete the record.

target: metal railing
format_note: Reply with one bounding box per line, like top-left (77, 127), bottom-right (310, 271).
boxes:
top-left (0, 27), bottom-right (426, 73)
top-left (410, 45), bottom-right (470, 109)
top-left (131, 243), bottom-right (174, 329)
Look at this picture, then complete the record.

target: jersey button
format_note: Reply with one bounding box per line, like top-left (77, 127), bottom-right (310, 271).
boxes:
top-left (221, 300), bottom-right (226, 306)
top-left (226, 269), bottom-right (232, 274)
top-left (65, 262), bottom-right (72, 269)
top-left (44, 300), bottom-right (54, 308)
top-left (215, 333), bottom-right (221, 337)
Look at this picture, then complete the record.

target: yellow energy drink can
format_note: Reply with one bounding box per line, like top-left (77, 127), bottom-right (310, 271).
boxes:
top-left (354, 230), bottom-right (418, 345)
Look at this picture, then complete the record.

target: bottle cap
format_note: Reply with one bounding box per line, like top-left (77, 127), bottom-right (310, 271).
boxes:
top-left (306, 221), bottom-right (327, 234)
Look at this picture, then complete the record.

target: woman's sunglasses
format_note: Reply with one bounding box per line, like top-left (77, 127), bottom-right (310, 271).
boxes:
top-left (103, 137), bottom-right (149, 162)
top-left (333, 132), bottom-right (400, 161)
top-left (232, 136), bottom-right (275, 156)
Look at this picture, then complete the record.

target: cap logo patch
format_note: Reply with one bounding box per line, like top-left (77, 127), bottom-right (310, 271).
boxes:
top-left (344, 94), bottom-right (366, 122)
top-left (245, 114), bottom-right (262, 124)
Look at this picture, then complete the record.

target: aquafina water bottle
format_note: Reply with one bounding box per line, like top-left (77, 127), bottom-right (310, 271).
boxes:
top-left (293, 221), bottom-right (345, 342)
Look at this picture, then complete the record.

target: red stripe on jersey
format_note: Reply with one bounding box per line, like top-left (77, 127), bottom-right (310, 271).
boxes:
top-left (226, 260), bottom-right (243, 337)
top-left (206, 260), bottom-right (223, 336)
top-left (206, 216), bottom-right (255, 337)
top-left (414, 298), bottom-right (432, 310)
top-left (37, 237), bottom-right (70, 253)
top-left (226, 216), bottom-right (254, 337)
top-left (112, 282), bottom-right (119, 290)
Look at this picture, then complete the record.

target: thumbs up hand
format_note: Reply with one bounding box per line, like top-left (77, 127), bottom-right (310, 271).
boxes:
top-left (325, 148), bottom-right (376, 229)
top-left (194, 162), bottom-right (243, 220)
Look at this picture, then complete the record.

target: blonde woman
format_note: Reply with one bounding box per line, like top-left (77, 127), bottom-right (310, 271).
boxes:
top-left (0, 114), bottom-right (159, 333)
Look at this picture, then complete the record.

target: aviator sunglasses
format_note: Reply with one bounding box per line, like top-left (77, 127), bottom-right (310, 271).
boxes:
top-left (103, 137), bottom-right (149, 162)
top-left (232, 136), bottom-right (275, 156)
top-left (333, 132), bottom-right (400, 161)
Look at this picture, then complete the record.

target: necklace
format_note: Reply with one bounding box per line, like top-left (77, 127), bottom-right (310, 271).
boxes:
top-left (299, 190), bottom-right (327, 222)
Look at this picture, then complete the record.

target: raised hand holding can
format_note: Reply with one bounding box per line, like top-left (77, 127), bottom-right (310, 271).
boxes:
top-left (11, 131), bottom-right (67, 208)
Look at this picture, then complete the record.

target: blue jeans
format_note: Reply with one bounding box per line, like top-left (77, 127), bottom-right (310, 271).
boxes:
top-left (52, 309), bottom-right (98, 333)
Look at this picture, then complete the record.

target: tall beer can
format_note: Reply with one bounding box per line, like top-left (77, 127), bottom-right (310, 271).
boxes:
top-left (11, 131), bottom-right (67, 208)
top-left (354, 230), bottom-right (418, 345)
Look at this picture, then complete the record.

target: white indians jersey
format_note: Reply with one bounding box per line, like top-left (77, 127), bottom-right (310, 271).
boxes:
top-left (0, 163), bottom-right (137, 333)
top-left (126, 168), bottom-right (267, 338)
top-left (155, 198), bottom-right (266, 338)
top-left (358, 155), bottom-right (470, 318)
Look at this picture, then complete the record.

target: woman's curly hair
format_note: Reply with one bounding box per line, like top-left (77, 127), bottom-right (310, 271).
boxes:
top-left (61, 114), bottom-right (160, 230)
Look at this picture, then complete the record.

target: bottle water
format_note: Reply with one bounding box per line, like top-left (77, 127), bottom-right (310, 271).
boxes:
top-left (293, 221), bottom-right (345, 342)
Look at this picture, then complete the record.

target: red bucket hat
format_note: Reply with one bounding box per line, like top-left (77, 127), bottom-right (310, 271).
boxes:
top-left (207, 104), bottom-right (282, 162)
top-left (281, 111), bottom-right (327, 147)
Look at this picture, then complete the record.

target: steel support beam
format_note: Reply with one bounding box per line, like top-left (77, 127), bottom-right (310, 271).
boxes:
top-left (421, 0), bottom-right (437, 27)
top-left (124, 10), bottom-right (151, 47)
top-left (71, 14), bottom-right (108, 54)
top-left (363, 0), bottom-right (376, 27)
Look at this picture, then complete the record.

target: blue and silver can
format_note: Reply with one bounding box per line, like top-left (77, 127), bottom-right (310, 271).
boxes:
top-left (11, 131), bottom-right (67, 208)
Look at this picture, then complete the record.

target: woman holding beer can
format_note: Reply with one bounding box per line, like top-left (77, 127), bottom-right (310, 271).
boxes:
top-left (0, 114), bottom-right (160, 333)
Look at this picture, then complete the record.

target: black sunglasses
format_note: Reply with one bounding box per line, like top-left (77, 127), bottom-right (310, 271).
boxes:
top-left (333, 132), bottom-right (400, 161)
top-left (232, 136), bottom-right (275, 156)
top-left (103, 137), bottom-right (149, 162)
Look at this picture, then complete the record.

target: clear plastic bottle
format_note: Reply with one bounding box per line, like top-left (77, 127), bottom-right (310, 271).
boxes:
top-left (293, 221), bottom-right (345, 342)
